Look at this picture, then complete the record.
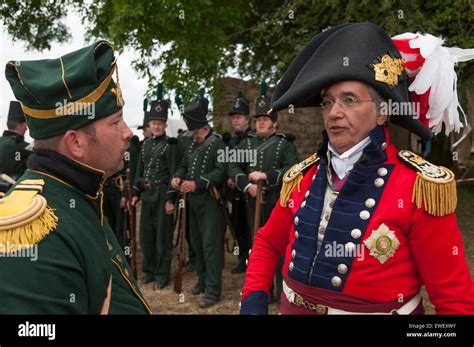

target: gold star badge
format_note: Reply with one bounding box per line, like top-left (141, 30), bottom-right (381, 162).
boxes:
top-left (373, 54), bottom-right (405, 87)
top-left (363, 223), bottom-right (400, 264)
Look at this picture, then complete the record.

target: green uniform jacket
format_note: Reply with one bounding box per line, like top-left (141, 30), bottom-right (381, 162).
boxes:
top-left (0, 130), bottom-right (31, 179)
top-left (173, 131), bottom-right (227, 192)
top-left (228, 132), bottom-right (299, 192)
top-left (0, 149), bottom-right (151, 314)
top-left (133, 134), bottom-right (177, 202)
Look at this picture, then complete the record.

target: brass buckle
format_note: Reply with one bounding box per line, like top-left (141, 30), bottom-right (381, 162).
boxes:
top-left (293, 293), bottom-right (327, 315)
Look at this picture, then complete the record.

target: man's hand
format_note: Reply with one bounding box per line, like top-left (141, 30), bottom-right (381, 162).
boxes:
top-left (227, 177), bottom-right (236, 190)
top-left (165, 201), bottom-right (175, 215)
top-left (247, 184), bottom-right (258, 198)
top-left (248, 171), bottom-right (267, 183)
top-left (120, 196), bottom-right (127, 209)
top-left (171, 177), bottom-right (182, 190)
top-left (131, 196), bottom-right (139, 207)
top-left (181, 180), bottom-right (197, 193)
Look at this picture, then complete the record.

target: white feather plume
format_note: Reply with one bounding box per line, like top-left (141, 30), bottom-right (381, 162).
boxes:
top-left (405, 33), bottom-right (473, 135)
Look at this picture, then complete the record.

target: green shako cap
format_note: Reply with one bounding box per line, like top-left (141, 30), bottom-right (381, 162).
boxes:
top-left (5, 40), bottom-right (124, 139)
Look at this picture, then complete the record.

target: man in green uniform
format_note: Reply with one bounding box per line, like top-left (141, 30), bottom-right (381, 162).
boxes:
top-left (175, 96), bottom-right (197, 272)
top-left (132, 85), bottom-right (177, 290)
top-left (228, 87), bottom-right (299, 300)
top-left (0, 40), bottom-right (151, 314)
top-left (171, 95), bottom-right (227, 308)
top-left (224, 90), bottom-right (252, 274)
top-left (0, 101), bottom-right (32, 188)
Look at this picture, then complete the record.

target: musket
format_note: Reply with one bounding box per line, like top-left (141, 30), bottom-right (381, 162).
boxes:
top-left (173, 193), bottom-right (187, 294)
top-left (125, 168), bottom-right (137, 278)
top-left (253, 179), bottom-right (264, 239)
top-left (211, 187), bottom-right (238, 254)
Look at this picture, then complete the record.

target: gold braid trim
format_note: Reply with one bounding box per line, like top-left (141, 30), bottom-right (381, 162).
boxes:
top-left (280, 171), bottom-right (303, 207)
top-left (280, 153), bottom-right (319, 207)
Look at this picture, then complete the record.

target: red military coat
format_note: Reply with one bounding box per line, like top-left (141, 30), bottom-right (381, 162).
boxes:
top-left (241, 125), bottom-right (474, 314)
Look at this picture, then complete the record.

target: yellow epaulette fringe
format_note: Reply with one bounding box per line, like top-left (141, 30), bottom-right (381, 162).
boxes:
top-left (0, 179), bottom-right (58, 252)
top-left (398, 149), bottom-right (457, 217)
top-left (412, 171), bottom-right (457, 217)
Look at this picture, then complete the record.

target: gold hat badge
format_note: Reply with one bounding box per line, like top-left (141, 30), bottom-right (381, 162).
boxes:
top-left (373, 54), bottom-right (405, 87)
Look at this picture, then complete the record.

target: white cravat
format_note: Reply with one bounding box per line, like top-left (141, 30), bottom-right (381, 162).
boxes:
top-left (327, 137), bottom-right (371, 180)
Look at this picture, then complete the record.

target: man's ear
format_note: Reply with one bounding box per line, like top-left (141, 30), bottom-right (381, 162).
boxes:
top-left (61, 130), bottom-right (86, 160)
top-left (376, 111), bottom-right (388, 126)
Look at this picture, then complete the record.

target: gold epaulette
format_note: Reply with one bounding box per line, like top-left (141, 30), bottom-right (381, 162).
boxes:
top-left (0, 179), bottom-right (58, 252)
top-left (398, 150), bottom-right (456, 216)
top-left (280, 153), bottom-right (319, 207)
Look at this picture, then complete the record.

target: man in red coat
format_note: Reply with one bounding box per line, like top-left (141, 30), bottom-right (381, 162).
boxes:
top-left (240, 22), bottom-right (474, 314)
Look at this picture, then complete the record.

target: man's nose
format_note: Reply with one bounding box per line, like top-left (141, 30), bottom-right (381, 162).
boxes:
top-left (122, 123), bottom-right (133, 140)
top-left (326, 102), bottom-right (345, 118)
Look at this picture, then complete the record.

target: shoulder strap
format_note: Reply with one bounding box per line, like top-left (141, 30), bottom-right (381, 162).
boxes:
top-left (254, 134), bottom-right (281, 154)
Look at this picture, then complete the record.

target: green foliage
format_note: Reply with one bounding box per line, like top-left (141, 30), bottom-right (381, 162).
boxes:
top-left (1, 0), bottom-right (472, 100)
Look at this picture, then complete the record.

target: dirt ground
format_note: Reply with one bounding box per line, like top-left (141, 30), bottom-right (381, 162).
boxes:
top-left (137, 181), bottom-right (474, 315)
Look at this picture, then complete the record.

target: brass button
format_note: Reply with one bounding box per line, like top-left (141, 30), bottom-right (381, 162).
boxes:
top-left (331, 276), bottom-right (342, 287)
top-left (301, 200), bottom-right (306, 208)
top-left (294, 216), bottom-right (300, 225)
top-left (381, 142), bottom-right (387, 150)
top-left (374, 178), bottom-right (384, 187)
top-left (337, 264), bottom-right (348, 274)
top-left (289, 262), bottom-right (294, 271)
top-left (295, 231), bottom-right (299, 239)
top-left (365, 198), bottom-right (376, 208)
top-left (116, 255), bottom-right (123, 263)
top-left (305, 191), bottom-right (310, 198)
top-left (248, 249), bottom-right (252, 256)
top-left (351, 228), bottom-right (362, 239)
top-left (359, 210), bottom-right (370, 220)
top-left (345, 242), bottom-right (356, 253)
top-left (291, 249), bottom-right (296, 259)
top-left (377, 167), bottom-right (388, 176)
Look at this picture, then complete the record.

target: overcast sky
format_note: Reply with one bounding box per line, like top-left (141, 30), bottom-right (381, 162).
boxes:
top-left (0, 11), bottom-right (186, 140)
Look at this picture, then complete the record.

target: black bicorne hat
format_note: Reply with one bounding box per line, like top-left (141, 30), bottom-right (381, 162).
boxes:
top-left (269, 22), bottom-right (432, 141)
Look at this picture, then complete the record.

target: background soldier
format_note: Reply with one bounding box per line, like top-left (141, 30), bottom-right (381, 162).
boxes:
top-left (228, 86), bottom-right (298, 300)
top-left (132, 85), bottom-right (178, 290)
top-left (0, 101), bottom-right (32, 189)
top-left (171, 94), bottom-right (227, 308)
top-left (1, 40), bottom-right (150, 314)
top-left (175, 96), bottom-right (197, 272)
top-left (225, 90), bottom-right (252, 274)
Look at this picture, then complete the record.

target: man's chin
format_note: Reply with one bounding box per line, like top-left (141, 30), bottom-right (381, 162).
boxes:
top-left (106, 162), bottom-right (124, 178)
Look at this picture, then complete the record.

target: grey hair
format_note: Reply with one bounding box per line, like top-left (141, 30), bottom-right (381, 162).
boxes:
top-left (367, 86), bottom-right (390, 123)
